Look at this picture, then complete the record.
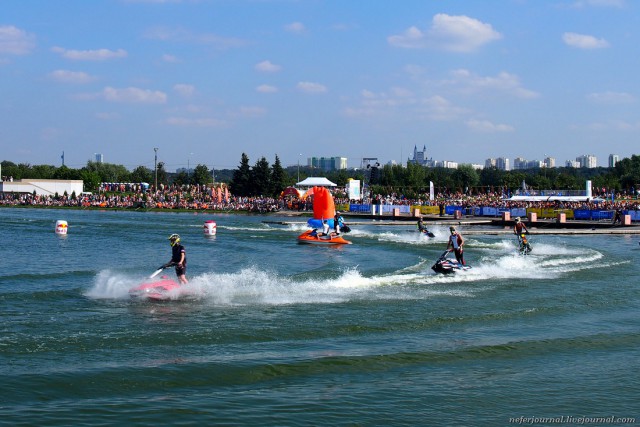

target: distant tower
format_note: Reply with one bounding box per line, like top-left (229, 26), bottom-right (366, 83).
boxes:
top-left (544, 157), bottom-right (555, 168)
top-left (576, 154), bottom-right (597, 168)
top-left (95, 153), bottom-right (104, 163)
top-left (608, 154), bottom-right (619, 168)
top-left (61, 151), bottom-right (65, 166)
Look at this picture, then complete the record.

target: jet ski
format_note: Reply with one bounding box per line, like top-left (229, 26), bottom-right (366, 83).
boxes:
top-left (431, 251), bottom-right (471, 274)
top-left (419, 229), bottom-right (436, 238)
top-left (297, 229), bottom-right (352, 245)
top-left (518, 245), bottom-right (532, 255)
top-left (129, 264), bottom-right (186, 301)
top-left (129, 276), bottom-right (181, 301)
top-left (517, 234), bottom-right (532, 255)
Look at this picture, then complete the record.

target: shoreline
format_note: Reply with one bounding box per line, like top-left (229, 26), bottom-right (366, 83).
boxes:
top-left (4, 204), bottom-right (640, 235)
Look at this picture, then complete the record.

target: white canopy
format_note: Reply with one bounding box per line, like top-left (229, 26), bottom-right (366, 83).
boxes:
top-left (296, 177), bottom-right (337, 187)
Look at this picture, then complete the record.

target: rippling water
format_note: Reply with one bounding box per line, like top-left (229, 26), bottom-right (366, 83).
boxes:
top-left (2, 208), bottom-right (639, 426)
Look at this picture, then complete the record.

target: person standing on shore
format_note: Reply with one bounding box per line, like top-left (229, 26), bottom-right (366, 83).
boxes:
top-left (166, 234), bottom-right (188, 284)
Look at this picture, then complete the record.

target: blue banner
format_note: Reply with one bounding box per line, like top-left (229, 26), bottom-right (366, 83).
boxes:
top-left (349, 204), bottom-right (371, 213)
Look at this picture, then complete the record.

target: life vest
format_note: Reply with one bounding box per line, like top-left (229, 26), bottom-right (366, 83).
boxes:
top-left (450, 234), bottom-right (460, 250)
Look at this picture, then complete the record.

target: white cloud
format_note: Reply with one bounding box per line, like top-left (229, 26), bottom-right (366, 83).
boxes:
top-left (466, 119), bottom-right (514, 132)
top-left (583, 119), bottom-right (640, 131)
top-left (419, 95), bottom-right (467, 121)
top-left (166, 117), bottom-right (227, 127)
top-left (587, 91), bottom-right (635, 104)
top-left (285, 22), bottom-right (306, 34)
top-left (51, 46), bottom-right (128, 60)
top-left (446, 69), bottom-right (539, 99)
top-left (297, 81), bottom-right (327, 93)
top-left (255, 60), bottom-right (282, 72)
top-left (103, 86), bottom-right (167, 104)
top-left (388, 26), bottom-right (425, 49)
top-left (256, 84), bottom-right (278, 93)
top-left (0, 25), bottom-right (36, 55)
top-left (236, 106), bottom-right (267, 117)
top-left (162, 54), bottom-right (179, 63)
top-left (390, 87), bottom-right (414, 98)
top-left (144, 27), bottom-right (247, 49)
top-left (48, 69), bottom-right (96, 84)
top-left (173, 83), bottom-right (195, 97)
top-left (562, 32), bottom-right (609, 49)
top-left (346, 90), bottom-right (465, 121)
top-left (95, 112), bottom-right (119, 120)
top-left (388, 14), bottom-right (502, 52)
top-left (570, 0), bottom-right (625, 8)
top-left (361, 89), bottom-right (376, 99)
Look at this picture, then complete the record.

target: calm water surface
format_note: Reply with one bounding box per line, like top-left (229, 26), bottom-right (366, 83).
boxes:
top-left (1, 208), bottom-right (639, 426)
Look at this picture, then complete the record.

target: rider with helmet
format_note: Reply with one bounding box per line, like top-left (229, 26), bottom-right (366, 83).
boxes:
top-left (513, 217), bottom-right (528, 235)
top-left (417, 217), bottom-right (427, 233)
top-left (334, 211), bottom-right (344, 235)
top-left (447, 226), bottom-right (465, 265)
top-left (166, 233), bottom-right (188, 284)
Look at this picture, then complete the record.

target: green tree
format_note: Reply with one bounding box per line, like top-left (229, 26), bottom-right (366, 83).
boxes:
top-left (270, 155), bottom-right (288, 196)
top-left (426, 167), bottom-right (455, 194)
top-left (229, 153), bottom-right (252, 197)
top-left (192, 164), bottom-right (211, 186)
top-left (328, 169), bottom-right (350, 187)
top-left (130, 166), bottom-right (153, 184)
top-left (452, 164), bottom-right (480, 193)
top-left (479, 167), bottom-right (505, 189)
top-left (173, 170), bottom-right (190, 186)
top-left (502, 171), bottom-right (527, 192)
top-left (80, 170), bottom-right (102, 192)
top-left (251, 157), bottom-right (272, 196)
top-left (31, 164), bottom-right (57, 179)
top-left (53, 165), bottom-right (80, 180)
top-left (554, 172), bottom-right (579, 190)
top-left (1, 161), bottom-right (18, 179)
top-left (405, 162), bottom-right (427, 190)
top-left (379, 164), bottom-right (401, 187)
top-left (615, 155), bottom-right (640, 190)
top-left (7, 163), bottom-right (34, 180)
top-left (84, 161), bottom-right (131, 183)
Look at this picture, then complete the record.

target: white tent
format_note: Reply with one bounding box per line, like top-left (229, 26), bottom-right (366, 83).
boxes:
top-left (296, 177), bottom-right (337, 187)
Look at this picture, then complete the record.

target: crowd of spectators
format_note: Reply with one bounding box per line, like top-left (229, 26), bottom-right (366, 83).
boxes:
top-left (1, 183), bottom-right (639, 214)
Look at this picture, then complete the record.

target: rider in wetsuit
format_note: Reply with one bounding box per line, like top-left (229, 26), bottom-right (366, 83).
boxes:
top-left (167, 233), bottom-right (188, 284)
top-left (447, 226), bottom-right (465, 265)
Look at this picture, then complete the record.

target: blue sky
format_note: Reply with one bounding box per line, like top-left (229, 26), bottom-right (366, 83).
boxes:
top-left (1, 0), bottom-right (638, 172)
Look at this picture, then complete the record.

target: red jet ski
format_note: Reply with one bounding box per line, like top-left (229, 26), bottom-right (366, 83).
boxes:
top-left (129, 265), bottom-right (184, 301)
top-left (297, 229), bottom-right (352, 245)
top-left (129, 276), bottom-right (181, 301)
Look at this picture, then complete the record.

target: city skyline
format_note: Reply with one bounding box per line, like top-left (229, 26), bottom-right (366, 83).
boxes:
top-left (2, 1), bottom-right (639, 171)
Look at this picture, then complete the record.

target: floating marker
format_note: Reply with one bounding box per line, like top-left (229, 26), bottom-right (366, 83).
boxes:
top-left (55, 220), bottom-right (68, 236)
top-left (204, 220), bottom-right (217, 236)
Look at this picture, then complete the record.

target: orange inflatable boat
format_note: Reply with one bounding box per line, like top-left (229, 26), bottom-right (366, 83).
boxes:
top-left (297, 186), bottom-right (352, 245)
top-left (297, 229), bottom-right (352, 245)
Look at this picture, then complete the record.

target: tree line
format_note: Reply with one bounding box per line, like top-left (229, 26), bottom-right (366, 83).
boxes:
top-left (2, 154), bottom-right (640, 198)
